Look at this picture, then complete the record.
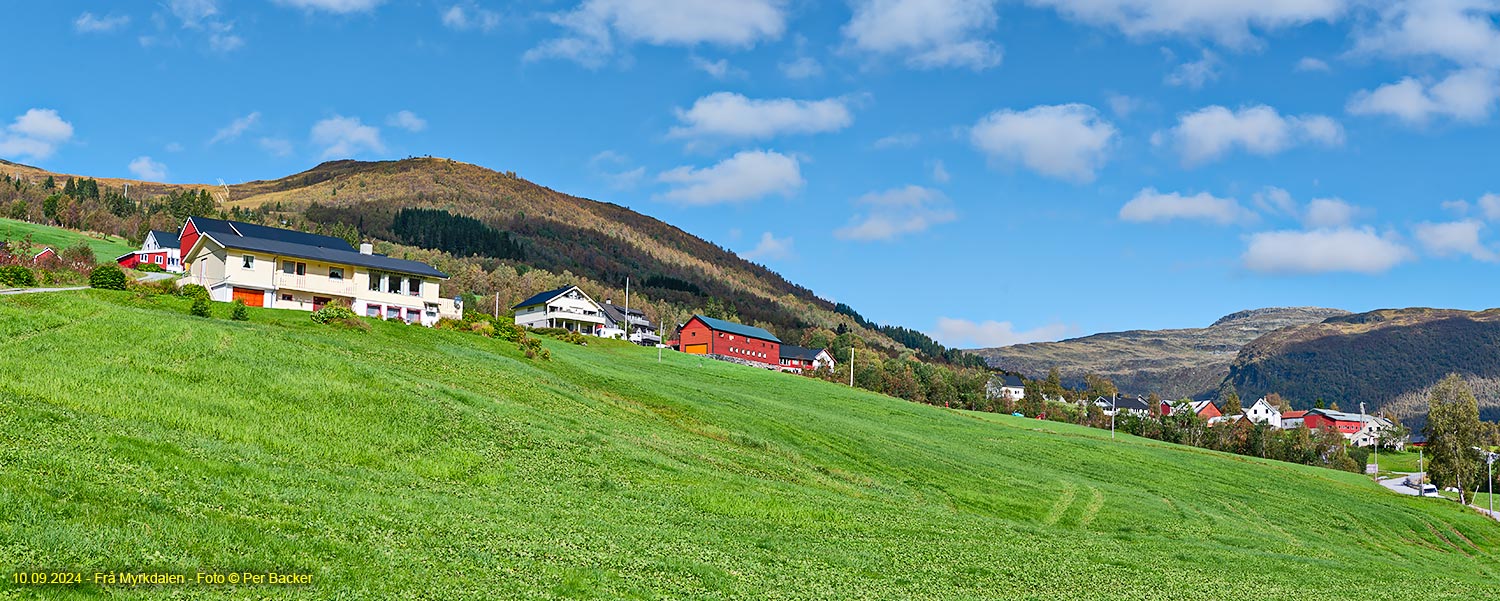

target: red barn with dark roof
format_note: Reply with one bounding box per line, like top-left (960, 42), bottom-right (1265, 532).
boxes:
top-left (674, 314), bottom-right (780, 367)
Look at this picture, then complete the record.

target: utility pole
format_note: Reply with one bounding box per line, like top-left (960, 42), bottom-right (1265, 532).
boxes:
top-left (1111, 392), bottom-right (1117, 439)
top-left (1419, 447), bottom-right (1425, 497)
top-left (624, 276), bottom-right (631, 342)
top-left (493, 292), bottom-right (499, 317)
top-left (849, 347), bottom-right (855, 387)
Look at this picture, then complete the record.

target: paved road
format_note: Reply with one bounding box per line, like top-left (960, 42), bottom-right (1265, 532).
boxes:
top-left (0, 286), bottom-right (86, 295)
top-left (136, 272), bottom-right (175, 283)
top-left (1377, 474), bottom-right (1431, 497)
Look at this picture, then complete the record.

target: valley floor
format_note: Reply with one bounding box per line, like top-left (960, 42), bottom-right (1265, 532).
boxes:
top-left (1, 291), bottom-right (1497, 599)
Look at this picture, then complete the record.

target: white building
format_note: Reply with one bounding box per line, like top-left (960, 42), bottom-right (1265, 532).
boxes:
top-left (599, 300), bottom-right (661, 345)
top-left (512, 285), bottom-right (606, 334)
top-left (987, 375), bottom-right (1026, 402)
top-left (1241, 397), bottom-right (1283, 429)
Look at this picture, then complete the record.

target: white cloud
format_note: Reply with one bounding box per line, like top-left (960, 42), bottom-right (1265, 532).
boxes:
top-left (1480, 193), bottom-right (1500, 219)
top-left (873, 133), bottom-right (920, 149)
top-left (1118, 188), bottom-right (1253, 225)
top-left (386, 110), bottom-right (428, 132)
top-left (657, 150), bottom-right (803, 205)
top-left (970, 103), bottom-right (1117, 182)
top-left (209, 112), bottom-right (260, 145)
top-left (690, 56), bottom-right (745, 79)
top-left (669, 92), bottom-right (854, 140)
top-left (1105, 93), bottom-right (1142, 118)
top-left (128, 156), bottom-right (168, 181)
top-left (843, 0), bottom-right (1003, 70)
top-left (1413, 219), bottom-right (1497, 261)
top-left (259, 137), bottom-right (294, 157)
top-left (779, 56), bottom-right (823, 79)
top-left (526, 0), bottom-right (787, 68)
top-left (1252, 186), bottom-right (1297, 217)
top-left (589, 150), bottom-right (645, 189)
top-left (75, 12), bottom-right (130, 33)
top-left (1347, 69), bottom-right (1500, 125)
top-left (166, 0), bottom-right (243, 51)
top-left (1165, 49), bottom-right (1222, 88)
top-left (1295, 56), bottom-right (1331, 72)
top-left (1352, 0), bottom-right (1500, 69)
top-left (931, 159), bottom-right (951, 183)
top-left (1027, 0), bottom-right (1348, 48)
top-left (442, 3), bottom-right (500, 32)
top-left (169, 0), bottom-right (219, 25)
top-left (834, 185), bottom-right (958, 241)
top-left (165, 142), bottom-right (184, 153)
top-left (1242, 227), bottom-right (1412, 274)
top-left (0, 108), bottom-right (75, 161)
top-left (1303, 197), bottom-right (1359, 228)
top-left (310, 115), bottom-right (384, 159)
top-left (272, 0), bottom-right (384, 14)
top-left (933, 317), bottom-right (1071, 348)
top-left (1163, 104), bottom-right (1343, 166)
top-left (741, 231), bottom-right (795, 261)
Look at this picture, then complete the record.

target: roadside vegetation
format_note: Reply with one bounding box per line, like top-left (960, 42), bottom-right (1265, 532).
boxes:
top-left (1, 290), bottom-right (1497, 599)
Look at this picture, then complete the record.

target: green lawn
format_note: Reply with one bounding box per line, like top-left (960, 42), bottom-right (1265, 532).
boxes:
top-left (0, 217), bottom-right (135, 261)
top-left (1, 291), bottom-right (1498, 599)
top-left (1372, 449), bottom-right (1424, 473)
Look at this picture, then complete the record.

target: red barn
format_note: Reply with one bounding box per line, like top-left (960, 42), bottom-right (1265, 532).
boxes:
top-left (1303, 409), bottom-right (1367, 435)
top-left (116, 230), bottom-right (183, 272)
top-left (673, 314), bottom-right (780, 368)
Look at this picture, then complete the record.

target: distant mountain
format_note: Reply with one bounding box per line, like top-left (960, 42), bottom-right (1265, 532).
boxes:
top-left (1226, 307), bottom-right (1500, 424)
top-left (970, 307), bottom-right (1351, 399)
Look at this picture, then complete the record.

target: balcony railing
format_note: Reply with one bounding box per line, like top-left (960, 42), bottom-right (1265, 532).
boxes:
top-left (276, 273), bottom-right (355, 296)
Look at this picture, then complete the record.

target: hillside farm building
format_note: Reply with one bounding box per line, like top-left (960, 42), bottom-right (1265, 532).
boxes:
top-left (672, 315), bottom-right (781, 369)
top-left (116, 229), bottom-right (183, 272)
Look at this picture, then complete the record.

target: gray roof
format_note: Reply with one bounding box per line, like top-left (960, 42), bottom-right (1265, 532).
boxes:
top-left (997, 374), bottom-right (1024, 388)
top-left (600, 302), bottom-right (651, 327)
top-left (1098, 396), bottom-right (1150, 411)
top-left (199, 227), bottom-right (447, 279)
top-left (188, 217), bottom-right (354, 251)
top-left (690, 314), bottom-right (780, 343)
top-left (513, 286), bottom-right (576, 310)
top-left (148, 230), bottom-right (180, 249)
top-left (1308, 408), bottom-right (1392, 426)
top-left (780, 345), bottom-right (826, 361)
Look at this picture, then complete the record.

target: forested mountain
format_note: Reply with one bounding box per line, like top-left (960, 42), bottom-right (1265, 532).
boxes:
top-left (970, 307), bottom-right (1350, 399)
top-left (1225, 307), bottom-right (1500, 425)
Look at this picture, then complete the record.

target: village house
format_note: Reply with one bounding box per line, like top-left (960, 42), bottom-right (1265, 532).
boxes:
top-left (1188, 400), bottom-right (1222, 420)
top-left (986, 375), bottom-right (1026, 402)
top-left (116, 229), bottom-right (183, 272)
top-left (1096, 395), bottom-right (1151, 418)
top-left (671, 315), bottom-right (781, 369)
top-left (1280, 410), bottom-right (1309, 429)
top-left (1303, 408), bottom-right (1399, 448)
top-left (1241, 397), bottom-right (1283, 429)
top-left (512, 285), bottom-right (607, 334)
top-left (599, 299), bottom-right (661, 346)
top-left (178, 217), bottom-right (458, 325)
top-left (32, 247), bottom-right (55, 263)
top-left (778, 345), bottom-right (836, 373)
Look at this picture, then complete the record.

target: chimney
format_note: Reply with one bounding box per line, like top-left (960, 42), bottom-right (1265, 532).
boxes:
top-left (359, 243), bottom-right (373, 255)
top-left (605, 299), bottom-right (612, 304)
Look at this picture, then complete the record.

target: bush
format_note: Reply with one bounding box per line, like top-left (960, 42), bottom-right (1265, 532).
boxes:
top-left (179, 284), bottom-right (210, 300)
top-left (469, 321), bottom-right (496, 337)
top-left (136, 263), bottom-right (165, 273)
top-left (0, 265), bottom-right (36, 288)
top-left (230, 300), bottom-right (249, 321)
top-left (311, 303), bottom-right (358, 325)
top-left (88, 265), bottom-right (127, 290)
top-left (190, 295), bottom-right (212, 318)
top-left (519, 333), bottom-right (550, 361)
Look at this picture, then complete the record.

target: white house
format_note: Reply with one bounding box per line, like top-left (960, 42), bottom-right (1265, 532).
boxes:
top-left (512, 285), bottom-right (607, 334)
top-left (778, 345), bottom-right (836, 373)
top-left (1241, 397), bottom-right (1283, 429)
top-left (1095, 396), bottom-right (1151, 418)
top-left (115, 229), bottom-right (184, 273)
top-left (599, 299), bottom-right (661, 345)
top-left (987, 375), bottom-right (1026, 402)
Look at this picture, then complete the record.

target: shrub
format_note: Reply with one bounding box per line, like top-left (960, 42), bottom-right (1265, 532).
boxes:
top-left (434, 317), bottom-right (467, 330)
top-left (88, 265), bottom-right (127, 290)
top-left (230, 300), bottom-right (249, 321)
top-left (136, 263), bottom-right (165, 273)
top-left (311, 303), bottom-right (358, 325)
top-left (0, 265), bottom-right (36, 288)
top-left (190, 295), bottom-right (212, 318)
top-left (179, 284), bottom-right (210, 300)
top-left (496, 321), bottom-right (523, 343)
top-left (60, 242), bottom-right (96, 269)
top-left (519, 333), bottom-right (550, 361)
top-left (469, 321), bottom-right (496, 337)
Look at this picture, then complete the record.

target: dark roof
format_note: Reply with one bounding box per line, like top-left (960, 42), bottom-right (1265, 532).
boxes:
top-left (200, 231), bottom-right (447, 278)
top-left (189, 217), bottom-right (354, 251)
top-left (513, 286), bottom-right (576, 309)
top-left (1098, 396), bottom-right (1150, 411)
top-left (148, 230), bottom-right (180, 249)
top-left (997, 375), bottom-right (1024, 388)
top-left (780, 345), bottom-right (826, 361)
top-left (690, 314), bottom-right (781, 343)
top-left (600, 302), bottom-right (652, 327)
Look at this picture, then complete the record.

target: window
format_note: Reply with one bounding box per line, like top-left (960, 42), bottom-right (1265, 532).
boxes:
top-left (407, 277), bottom-right (421, 296)
top-left (329, 267), bottom-right (344, 280)
top-left (296, 262), bottom-right (306, 276)
top-left (280, 294), bottom-right (293, 302)
top-left (405, 308), bottom-right (420, 323)
top-left (385, 306), bottom-right (400, 319)
top-left (283, 261), bottom-right (296, 274)
top-left (153, 256), bottom-right (163, 264)
top-left (369, 272), bottom-right (383, 292)
top-left (387, 274), bottom-right (401, 294)
top-left (242, 255), bottom-right (255, 269)
top-left (366, 305), bottom-right (380, 317)
top-left (425, 303), bottom-right (438, 315)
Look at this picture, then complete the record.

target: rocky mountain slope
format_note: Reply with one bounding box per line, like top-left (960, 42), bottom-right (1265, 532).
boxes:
top-left (1226, 307), bottom-right (1500, 423)
top-left (971, 307), bottom-right (1351, 399)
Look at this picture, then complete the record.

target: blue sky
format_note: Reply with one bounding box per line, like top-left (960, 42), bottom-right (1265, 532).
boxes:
top-left (5, 1), bottom-right (1500, 348)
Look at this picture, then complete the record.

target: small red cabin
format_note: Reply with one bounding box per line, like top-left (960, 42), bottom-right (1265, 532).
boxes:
top-left (674, 314), bottom-right (781, 367)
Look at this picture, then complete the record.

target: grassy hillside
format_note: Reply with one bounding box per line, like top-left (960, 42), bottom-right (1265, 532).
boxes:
top-left (0, 217), bottom-right (135, 261)
top-left (1, 292), bottom-right (1497, 599)
top-left (973, 307), bottom-right (1349, 399)
top-left (1227, 308), bottom-right (1500, 424)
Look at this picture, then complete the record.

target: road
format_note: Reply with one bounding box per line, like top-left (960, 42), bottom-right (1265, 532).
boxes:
top-left (1377, 474), bottom-right (1430, 497)
top-left (1, 271), bottom-right (175, 295)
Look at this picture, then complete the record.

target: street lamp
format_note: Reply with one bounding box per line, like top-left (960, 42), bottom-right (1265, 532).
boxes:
top-left (1111, 392), bottom-right (1117, 440)
top-left (1474, 447), bottom-right (1496, 517)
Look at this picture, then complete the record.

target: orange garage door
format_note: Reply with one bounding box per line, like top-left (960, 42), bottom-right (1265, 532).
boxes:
top-left (231, 287), bottom-right (264, 307)
top-left (683, 343), bottom-right (708, 355)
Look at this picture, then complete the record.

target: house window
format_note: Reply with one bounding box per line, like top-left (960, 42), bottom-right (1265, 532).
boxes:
top-left (329, 267), bottom-right (344, 280)
top-left (154, 256), bottom-right (163, 264)
top-left (405, 308), bottom-right (420, 322)
top-left (387, 275), bottom-right (401, 294)
top-left (385, 306), bottom-right (400, 319)
top-left (280, 294), bottom-right (293, 302)
top-left (242, 255), bottom-right (255, 269)
top-left (407, 277), bottom-right (421, 296)
top-left (366, 305), bottom-right (380, 317)
top-left (369, 272), bottom-right (383, 292)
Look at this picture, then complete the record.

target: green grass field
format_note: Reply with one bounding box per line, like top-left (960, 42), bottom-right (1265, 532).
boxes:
top-left (1, 291), bottom-right (1498, 599)
top-left (0, 217), bottom-right (135, 262)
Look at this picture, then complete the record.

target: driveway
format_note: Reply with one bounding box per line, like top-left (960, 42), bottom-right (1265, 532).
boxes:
top-left (1377, 474), bottom-right (1432, 497)
top-left (136, 272), bottom-right (176, 283)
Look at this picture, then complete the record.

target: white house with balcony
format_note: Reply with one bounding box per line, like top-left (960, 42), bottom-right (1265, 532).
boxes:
top-left (599, 299), bottom-right (661, 345)
top-left (512, 285), bottom-right (607, 334)
top-left (178, 217), bottom-right (458, 326)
